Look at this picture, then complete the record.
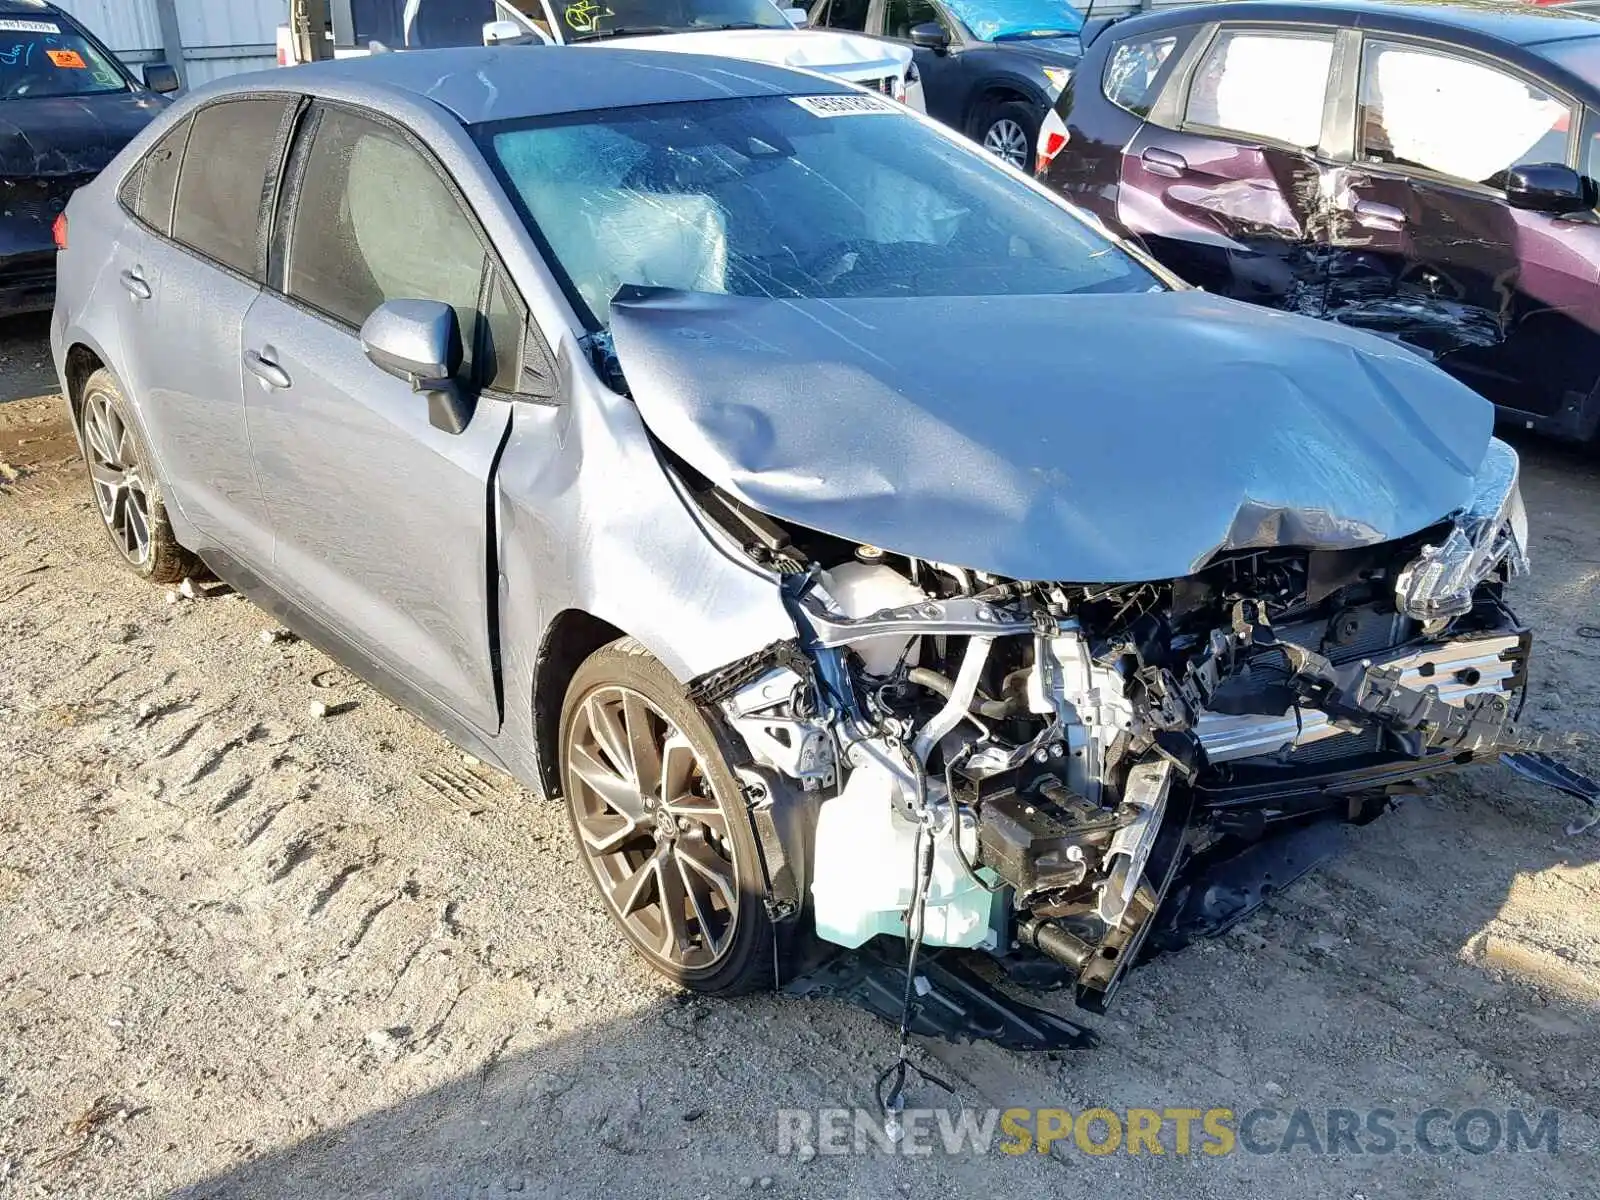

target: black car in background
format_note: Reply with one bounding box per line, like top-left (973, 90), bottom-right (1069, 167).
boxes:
top-left (808, 0), bottom-right (1081, 170)
top-left (1039, 0), bottom-right (1600, 445)
top-left (0, 0), bottom-right (174, 315)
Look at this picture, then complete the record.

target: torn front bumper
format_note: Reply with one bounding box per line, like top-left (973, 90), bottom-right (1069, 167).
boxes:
top-left (1195, 628), bottom-right (1529, 766)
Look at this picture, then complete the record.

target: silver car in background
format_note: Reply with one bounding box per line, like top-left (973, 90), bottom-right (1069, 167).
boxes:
top-left (52, 45), bottom-right (1595, 1048)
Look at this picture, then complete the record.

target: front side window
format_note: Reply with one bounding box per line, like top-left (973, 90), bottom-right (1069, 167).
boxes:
top-left (555, 0), bottom-right (790, 41)
top-left (811, 0), bottom-right (869, 32)
top-left (479, 94), bottom-right (1160, 327)
top-left (171, 99), bottom-right (295, 278)
top-left (884, 0), bottom-right (942, 41)
top-left (1103, 34), bottom-right (1182, 118)
top-left (0, 16), bottom-right (130, 99)
top-left (1186, 28), bottom-right (1334, 149)
top-left (1357, 42), bottom-right (1572, 188)
top-left (286, 106), bottom-right (487, 377)
top-left (941, 0), bottom-right (1081, 42)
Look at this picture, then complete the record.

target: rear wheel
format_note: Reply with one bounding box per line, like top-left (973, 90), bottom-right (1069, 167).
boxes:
top-left (976, 99), bottom-right (1041, 172)
top-left (560, 638), bottom-right (774, 995)
top-left (78, 368), bottom-right (197, 584)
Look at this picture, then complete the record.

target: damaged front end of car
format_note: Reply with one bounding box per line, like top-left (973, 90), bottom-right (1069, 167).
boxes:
top-left (606, 286), bottom-right (1596, 1047)
top-left (687, 437), bottom-right (1547, 1019)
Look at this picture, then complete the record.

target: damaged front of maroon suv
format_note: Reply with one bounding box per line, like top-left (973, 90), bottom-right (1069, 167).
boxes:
top-left (612, 284), bottom-right (1584, 1022)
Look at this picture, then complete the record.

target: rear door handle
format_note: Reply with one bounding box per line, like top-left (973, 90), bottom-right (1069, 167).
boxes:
top-left (1140, 147), bottom-right (1189, 178)
top-left (1351, 199), bottom-right (1406, 229)
top-left (119, 269), bottom-right (151, 300)
top-left (244, 348), bottom-right (291, 390)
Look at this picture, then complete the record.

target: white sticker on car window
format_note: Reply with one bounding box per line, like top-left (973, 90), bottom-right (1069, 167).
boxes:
top-left (0, 19), bottom-right (61, 33)
top-left (789, 94), bottom-right (897, 118)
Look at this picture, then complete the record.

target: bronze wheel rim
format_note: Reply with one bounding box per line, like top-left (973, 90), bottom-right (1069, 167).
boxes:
top-left (565, 685), bottom-right (740, 972)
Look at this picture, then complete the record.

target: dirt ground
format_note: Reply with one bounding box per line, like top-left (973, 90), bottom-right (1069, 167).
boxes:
top-left (2, 313), bottom-right (1599, 1200)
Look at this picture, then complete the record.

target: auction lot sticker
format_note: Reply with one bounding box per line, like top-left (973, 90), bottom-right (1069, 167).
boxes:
top-left (790, 94), bottom-right (897, 118)
top-left (47, 49), bottom-right (86, 68)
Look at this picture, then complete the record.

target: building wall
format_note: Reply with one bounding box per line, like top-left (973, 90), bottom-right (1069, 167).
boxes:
top-left (51, 0), bottom-right (281, 85)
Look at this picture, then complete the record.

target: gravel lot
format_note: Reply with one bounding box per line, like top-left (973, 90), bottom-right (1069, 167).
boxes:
top-left (2, 316), bottom-right (1599, 1199)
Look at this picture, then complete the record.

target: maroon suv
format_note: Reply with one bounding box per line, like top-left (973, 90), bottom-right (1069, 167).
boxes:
top-left (1040, 0), bottom-right (1600, 444)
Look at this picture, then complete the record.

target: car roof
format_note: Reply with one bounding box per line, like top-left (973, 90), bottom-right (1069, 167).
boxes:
top-left (1123, 0), bottom-right (1600, 51)
top-left (265, 45), bottom-right (855, 125)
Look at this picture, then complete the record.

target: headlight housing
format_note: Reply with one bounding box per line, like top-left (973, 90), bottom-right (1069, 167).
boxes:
top-left (1395, 439), bottom-right (1530, 628)
top-left (1042, 66), bottom-right (1072, 97)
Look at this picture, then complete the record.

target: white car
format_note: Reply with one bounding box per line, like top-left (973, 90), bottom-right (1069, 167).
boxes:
top-left (279, 0), bottom-right (923, 110)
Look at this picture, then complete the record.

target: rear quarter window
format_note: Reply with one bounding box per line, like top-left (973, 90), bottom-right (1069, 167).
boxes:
top-left (1102, 32), bottom-right (1188, 119)
top-left (120, 119), bottom-right (192, 238)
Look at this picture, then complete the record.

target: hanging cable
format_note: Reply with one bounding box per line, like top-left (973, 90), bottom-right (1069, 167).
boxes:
top-left (874, 821), bottom-right (953, 1138)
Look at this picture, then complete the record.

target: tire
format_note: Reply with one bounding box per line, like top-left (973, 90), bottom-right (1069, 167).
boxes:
top-left (77, 368), bottom-right (198, 585)
top-left (560, 637), bottom-right (775, 995)
top-left (975, 99), bottom-right (1042, 173)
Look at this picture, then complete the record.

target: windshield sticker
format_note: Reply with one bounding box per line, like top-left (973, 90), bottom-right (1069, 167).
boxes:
top-left (564, 0), bottom-right (613, 33)
top-left (790, 94), bottom-right (898, 118)
top-left (46, 48), bottom-right (85, 68)
top-left (0, 19), bottom-right (59, 34)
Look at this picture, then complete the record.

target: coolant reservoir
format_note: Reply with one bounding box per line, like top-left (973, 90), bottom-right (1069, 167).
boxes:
top-left (821, 562), bottom-right (925, 676)
top-left (811, 762), bottom-right (1003, 951)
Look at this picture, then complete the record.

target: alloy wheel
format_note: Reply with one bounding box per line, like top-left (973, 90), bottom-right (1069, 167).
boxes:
top-left (566, 685), bottom-right (741, 972)
top-left (82, 392), bottom-right (151, 566)
top-left (983, 117), bottom-right (1030, 169)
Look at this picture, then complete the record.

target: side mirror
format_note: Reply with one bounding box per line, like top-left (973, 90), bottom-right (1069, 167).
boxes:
top-left (360, 299), bottom-right (475, 435)
top-left (909, 21), bottom-right (950, 51)
top-left (142, 62), bottom-right (180, 94)
top-left (483, 18), bottom-right (547, 45)
top-left (783, 7), bottom-right (809, 27)
top-left (1506, 162), bottom-right (1596, 215)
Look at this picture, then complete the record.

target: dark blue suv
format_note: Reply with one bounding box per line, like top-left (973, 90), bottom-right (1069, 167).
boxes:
top-left (807, 0), bottom-right (1082, 171)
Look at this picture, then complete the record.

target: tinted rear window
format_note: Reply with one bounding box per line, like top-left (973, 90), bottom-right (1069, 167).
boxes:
top-left (172, 99), bottom-right (295, 278)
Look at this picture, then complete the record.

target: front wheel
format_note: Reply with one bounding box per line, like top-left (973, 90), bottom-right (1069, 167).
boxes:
top-left (976, 100), bottom-right (1042, 173)
top-left (560, 638), bottom-right (775, 995)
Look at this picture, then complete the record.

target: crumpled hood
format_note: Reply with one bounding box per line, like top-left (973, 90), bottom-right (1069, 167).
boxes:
top-left (616, 28), bottom-right (911, 78)
top-left (612, 288), bottom-right (1496, 583)
top-left (0, 91), bottom-right (166, 177)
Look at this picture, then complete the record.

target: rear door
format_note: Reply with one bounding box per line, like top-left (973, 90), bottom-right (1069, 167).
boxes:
top-left (1325, 36), bottom-right (1600, 423)
top-left (119, 96), bottom-right (299, 569)
top-left (242, 102), bottom-right (519, 735)
top-left (1118, 22), bottom-right (1340, 311)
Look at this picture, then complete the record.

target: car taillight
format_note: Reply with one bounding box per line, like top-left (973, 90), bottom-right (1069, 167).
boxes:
top-left (1036, 110), bottom-right (1071, 177)
top-left (52, 212), bottom-right (67, 250)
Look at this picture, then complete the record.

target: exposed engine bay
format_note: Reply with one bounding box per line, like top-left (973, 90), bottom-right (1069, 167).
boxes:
top-left (685, 438), bottom-right (1562, 1014)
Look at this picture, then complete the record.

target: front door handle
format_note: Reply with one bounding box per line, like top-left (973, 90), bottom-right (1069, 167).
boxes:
top-left (119, 269), bottom-right (151, 300)
top-left (244, 348), bottom-right (292, 390)
top-left (1351, 199), bottom-right (1406, 230)
top-left (1140, 147), bottom-right (1189, 178)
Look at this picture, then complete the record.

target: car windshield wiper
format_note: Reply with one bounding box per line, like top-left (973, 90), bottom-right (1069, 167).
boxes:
top-left (567, 25), bottom-right (677, 41)
top-left (699, 22), bottom-right (773, 30)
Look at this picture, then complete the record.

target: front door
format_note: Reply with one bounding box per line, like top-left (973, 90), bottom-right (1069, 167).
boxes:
top-left (1326, 37), bottom-right (1600, 424)
top-left (879, 0), bottom-right (965, 125)
top-left (1117, 24), bottom-right (1339, 313)
top-left (243, 103), bottom-right (511, 734)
